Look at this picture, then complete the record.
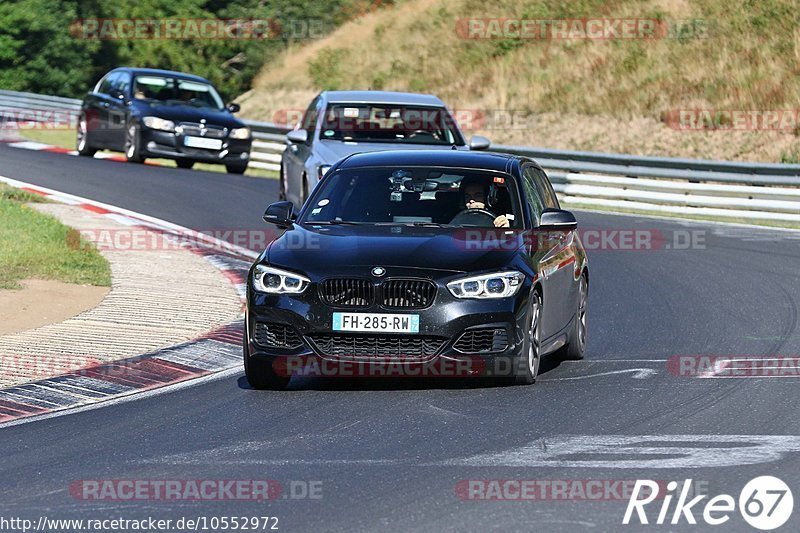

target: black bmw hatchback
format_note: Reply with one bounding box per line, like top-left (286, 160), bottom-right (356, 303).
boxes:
top-left (77, 67), bottom-right (252, 173)
top-left (245, 150), bottom-right (588, 389)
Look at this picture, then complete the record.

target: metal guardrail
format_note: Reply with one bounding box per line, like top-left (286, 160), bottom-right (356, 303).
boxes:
top-left (2, 89), bottom-right (799, 222)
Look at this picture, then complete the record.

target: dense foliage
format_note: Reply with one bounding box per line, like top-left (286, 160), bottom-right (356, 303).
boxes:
top-left (0, 0), bottom-right (392, 99)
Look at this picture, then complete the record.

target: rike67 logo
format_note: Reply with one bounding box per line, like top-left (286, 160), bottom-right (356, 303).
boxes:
top-left (624, 476), bottom-right (793, 530)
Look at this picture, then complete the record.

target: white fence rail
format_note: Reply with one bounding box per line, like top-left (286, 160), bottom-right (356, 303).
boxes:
top-left (2, 89), bottom-right (799, 222)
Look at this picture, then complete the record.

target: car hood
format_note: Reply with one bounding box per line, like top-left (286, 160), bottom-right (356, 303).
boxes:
top-left (267, 224), bottom-right (522, 276)
top-left (132, 102), bottom-right (244, 128)
top-left (314, 140), bottom-right (467, 164)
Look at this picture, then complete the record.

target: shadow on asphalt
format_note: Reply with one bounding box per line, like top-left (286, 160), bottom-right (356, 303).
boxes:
top-left (236, 354), bottom-right (566, 392)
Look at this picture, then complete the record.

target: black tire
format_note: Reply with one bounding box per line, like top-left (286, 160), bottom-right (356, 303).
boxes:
top-left (278, 163), bottom-right (287, 201)
top-left (243, 337), bottom-right (290, 391)
top-left (124, 122), bottom-right (145, 163)
top-left (302, 174), bottom-right (309, 203)
top-left (498, 290), bottom-right (542, 386)
top-left (76, 114), bottom-right (97, 157)
top-left (226, 163), bottom-right (247, 174)
top-left (561, 273), bottom-right (588, 360)
top-left (176, 159), bottom-right (195, 170)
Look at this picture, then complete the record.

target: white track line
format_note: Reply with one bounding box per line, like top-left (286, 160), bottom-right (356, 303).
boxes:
top-left (568, 205), bottom-right (800, 234)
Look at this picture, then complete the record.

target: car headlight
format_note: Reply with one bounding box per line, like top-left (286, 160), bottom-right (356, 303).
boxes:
top-left (252, 264), bottom-right (310, 294)
top-left (142, 116), bottom-right (175, 132)
top-left (230, 127), bottom-right (251, 140)
top-left (447, 271), bottom-right (525, 299)
top-left (318, 165), bottom-right (331, 179)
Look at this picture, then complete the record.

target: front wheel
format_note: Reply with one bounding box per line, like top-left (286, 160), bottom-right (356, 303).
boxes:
top-left (124, 123), bottom-right (145, 163)
top-left (244, 356), bottom-right (290, 391)
top-left (243, 338), bottom-right (290, 390)
top-left (499, 290), bottom-right (541, 386)
top-left (176, 159), bottom-right (195, 170)
top-left (226, 163), bottom-right (247, 174)
top-left (515, 291), bottom-right (542, 385)
top-left (561, 274), bottom-right (588, 360)
top-left (76, 114), bottom-right (97, 157)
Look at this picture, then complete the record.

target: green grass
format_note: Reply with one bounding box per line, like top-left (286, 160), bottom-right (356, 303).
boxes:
top-left (0, 184), bottom-right (46, 204)
top-left (19, 130), bottom-right (278, 180)
top-left (0, 184), bottom-right (111, 290)
top-left (563, 200), bottom-right (800, 230)
top-left (15, 129), bottom-right (75, 149)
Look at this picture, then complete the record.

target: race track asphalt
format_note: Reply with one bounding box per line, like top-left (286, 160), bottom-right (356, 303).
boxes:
top-left (1, 143), bottom-right (799, 532)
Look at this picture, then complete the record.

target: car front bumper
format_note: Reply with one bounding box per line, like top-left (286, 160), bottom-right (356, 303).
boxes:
top-left (139, 128), bottom-right (252, 163)
top-left (245, 275), bottom-right (534, 379)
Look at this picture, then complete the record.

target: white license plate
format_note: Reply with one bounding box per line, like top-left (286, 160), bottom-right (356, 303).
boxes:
top-left (332, 312), bottom-right (419, 334)
top-left (183, 136), bottom-right (222, 150)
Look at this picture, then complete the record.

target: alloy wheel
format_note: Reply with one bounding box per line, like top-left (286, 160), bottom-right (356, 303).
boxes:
top-left (528, 295), bottom-right (541, 377)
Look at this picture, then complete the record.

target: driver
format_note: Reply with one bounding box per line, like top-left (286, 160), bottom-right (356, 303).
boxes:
top-left (456, 177), bottom-right (510, 228)
top-left (179, 89), bottom-right (195, 102)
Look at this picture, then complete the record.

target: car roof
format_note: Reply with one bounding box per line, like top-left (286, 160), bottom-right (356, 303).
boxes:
top-left (336, 150), bottom-right (529, 174)
top-left (322, 91), bottom-right (445, 107)
top-left (115, 67), bottom-right (211, 84)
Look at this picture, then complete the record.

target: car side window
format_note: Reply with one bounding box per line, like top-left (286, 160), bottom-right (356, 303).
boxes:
top-left (532, 167), bottom-right (560, 209)
top-left (98, 72), bottom-right (119, 95)
top-left (115, 72), bottom-right (131, 98)
top-left (521, 166), bottom-right (545, 226)
top-left (301, 97), bottom-right (320, 144)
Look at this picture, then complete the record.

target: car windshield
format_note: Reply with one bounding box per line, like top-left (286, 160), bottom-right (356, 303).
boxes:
top-left (132, 75), bottom-right (224, 110)
top-left (300, 166), bottom-right (522, 228)
top-left (320, 104), bottom-right (463, 145)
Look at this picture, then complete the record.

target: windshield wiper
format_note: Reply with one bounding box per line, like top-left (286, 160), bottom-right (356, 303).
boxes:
top-left (407, 222), bottom-right (451, 227)
top-left (305, 220), bottom-right (366, 226)
top-left (373, 222), bottom-right (450, 228)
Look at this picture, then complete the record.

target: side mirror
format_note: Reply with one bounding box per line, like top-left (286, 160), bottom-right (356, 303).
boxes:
top-left (227, 102), bottom-right (241, 113)
top-left (538, 209), bottom-right (577, 230)
top-left (286, 129), bottom-right (308, 144)
top-left (263, 201), bottom-right (294, 228)
top-left (110, 89), bottom-right (125, 100)
top-left (469, 135), bottom-right (491, 150)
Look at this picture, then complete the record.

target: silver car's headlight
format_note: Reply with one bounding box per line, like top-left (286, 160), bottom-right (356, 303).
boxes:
top-left (253, 264), bottom-right (310, 294)
top-left (142, 116), bottom-right (175, 132)
top-left (230, 127), bottom-right (251, 140)
top-left (447, 271), bottom-right (525, 299)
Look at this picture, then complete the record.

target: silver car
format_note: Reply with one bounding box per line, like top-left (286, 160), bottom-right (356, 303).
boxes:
top-left (279, 91), bottom-right (490, 206)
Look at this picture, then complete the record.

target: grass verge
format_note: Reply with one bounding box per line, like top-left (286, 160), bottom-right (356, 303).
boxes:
top-left (0, 184), bottom-right (112, 290)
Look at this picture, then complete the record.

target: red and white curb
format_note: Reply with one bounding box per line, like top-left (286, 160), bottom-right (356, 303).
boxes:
top-left (0, 176), bottom-right (258, 427)
top-left (4, 140), bottom-right (165, 165)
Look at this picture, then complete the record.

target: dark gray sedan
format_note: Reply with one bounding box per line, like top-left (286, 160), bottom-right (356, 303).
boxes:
top-left (280, 90), bottom-right (491, 205)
